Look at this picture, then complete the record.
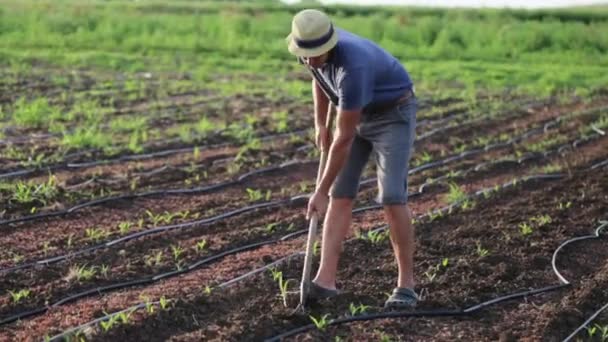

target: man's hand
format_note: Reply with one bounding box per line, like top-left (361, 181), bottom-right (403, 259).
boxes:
top-left (315, 125), bottom-right (331, 152)
top-left (306, 191), bottom-right (329, 220)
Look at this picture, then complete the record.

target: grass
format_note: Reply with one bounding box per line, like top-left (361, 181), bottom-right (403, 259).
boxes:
top-left (0, 1), bottom-right (606, 96)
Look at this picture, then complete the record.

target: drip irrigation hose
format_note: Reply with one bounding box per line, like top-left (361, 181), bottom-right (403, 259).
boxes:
top-left (0, 128), bottom-right (310, 180)
top-left (561, 221), bottom-right (608, 342)
top-left (264, 221), bottom-right (608, 341)
top-left (44, 252), bottom-right (305, 342)
top-left (2, 104), bottom-right (604, 227)
top-left (40, 205), bottom-right (607, 341)
top-left (0, 231), bottom-right (304, 326)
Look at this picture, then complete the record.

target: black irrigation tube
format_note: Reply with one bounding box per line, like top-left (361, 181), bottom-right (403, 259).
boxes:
top-left (0, 128), bottom-right (310, 180)
top-left (0, 96), bottom-right (557, 180)
top-left (44, 251), bottom-right (306, 342)
top-left (0, 159), bottom-right (309, 227)
top-left (0, 230), bottom-right (305, 326)
top-left (265, 220), bottom-right (608, 341)
top-left (0, 163), bottom-right (569, 325)
top-left (4, 103), bottom-right (604, 229)
top-left (42, 170), bottom-right (607, 342)
top-left (2, 116), bottom-right (606, 278)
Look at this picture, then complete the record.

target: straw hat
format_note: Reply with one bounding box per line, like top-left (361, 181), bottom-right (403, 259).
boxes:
top-left (286, 9), bottom-right (339, 58)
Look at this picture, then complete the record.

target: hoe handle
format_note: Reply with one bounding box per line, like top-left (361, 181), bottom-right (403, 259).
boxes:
top-left (300, 104), bottom-right (335, 307)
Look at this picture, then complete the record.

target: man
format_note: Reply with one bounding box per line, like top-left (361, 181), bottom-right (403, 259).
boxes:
top-left (286, 9), bottom-right (418, 309)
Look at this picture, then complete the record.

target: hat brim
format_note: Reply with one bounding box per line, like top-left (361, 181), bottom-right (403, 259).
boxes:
top-left (286, 31), bottom-right (339, 58)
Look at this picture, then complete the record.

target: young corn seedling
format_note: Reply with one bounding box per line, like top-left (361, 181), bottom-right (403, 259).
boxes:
top-left (587, 325), bottom-right (597, 338)
top-left (203, 285), bottom-right (213, 295)
top-left (85, 227), bottom-right (108, 242)
top-left (171, 245), bottom-right (184, 260)
top-left (265, 222), bottom-right (279, 233)
top-left (592, 323), bottom-right (608, 341)
top-left (10, 252), bottom-right (24, 264)
top-left (246, 188), bottom-right (263, 202)
top-left (348, 303), bottom-right (369, 316)
top-left (531, 214), bottom-right (552, 227)
top-left (309, 314), bottom-right (330, 331)
top-left (65, 265), bottom-right (97, 282)
top-left (100, 264), bottom-right (110, 278)
top-left (159, 296), bottom-right (170, 310)
top-left (519, 222), bottom-right (534, 236)
top-left (424, 265), bottom-right (438, 282)
top-left (558, 201), bottom-right (572, 210)
top-left (145, 251), bottom-right (163, 267)
top-left (476, 242), bottom-right (490, 257)
top-left (195, 240), bottom-right (208, 253)
top-left (274, 270), bottom-right (294, 307)
top-left (99, 314), bottom-right (119, 332)
top-left (116, 308), bottom-right (136, 324)
top-left (118, 221), bottom-right (133, 235)
top-left (145, 210), bottom-right (165, 226)
top-left (8, 289), bottom-right (31, 303)
top-left (446, 182), bottom-right (467, 205)
top-left (42, 241), bottom-right (51, 257)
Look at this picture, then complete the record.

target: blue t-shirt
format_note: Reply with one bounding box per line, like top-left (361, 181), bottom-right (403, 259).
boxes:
top-left (315, 28), bottom-right (413, 112)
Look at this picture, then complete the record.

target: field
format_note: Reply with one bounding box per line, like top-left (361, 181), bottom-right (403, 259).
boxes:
top-left (0, 0), bottom-right (607, 341)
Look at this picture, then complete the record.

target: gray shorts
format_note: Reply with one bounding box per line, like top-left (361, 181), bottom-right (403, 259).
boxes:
top-left (331, 96), bottom-right (417, 205)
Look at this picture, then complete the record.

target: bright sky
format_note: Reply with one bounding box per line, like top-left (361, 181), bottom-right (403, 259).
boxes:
top-left (283, 0), bottom-right (608, 8)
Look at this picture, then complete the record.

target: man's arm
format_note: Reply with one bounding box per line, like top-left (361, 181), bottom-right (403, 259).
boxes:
top-left (317, 108), bottom-right (360, 195)
top-left (313, 79), bottom-right (329, 130)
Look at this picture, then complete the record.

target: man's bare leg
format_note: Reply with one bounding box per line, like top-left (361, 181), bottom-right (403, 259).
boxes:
top-left (384, 203), bottom-right (415, 289)
top-left (312, 197), bottom-right (354, 289)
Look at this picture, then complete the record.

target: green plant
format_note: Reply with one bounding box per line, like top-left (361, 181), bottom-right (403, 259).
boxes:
top-left (309, 314), bottom-right (330, 331)
top-left (66, 265), bottom-right (96, 282)
top-left (145, 251), bottom-right (163, 267)
top-left (8, 289), bottom-right (31, 303)
top-left (99, 314), bottom-right (118, 332)
top-left (265, 222), bottom-right (279, 233)
top-left (519, 222), bottom-right (533, 236)
top-left (195, 239), bottom-right (208, 253)
top-left (171, 245), bottom-right (184, 261)
top-left (269, 269), bottom-right (293, 307)
top-left (246, 188), bottom-right (264, 202)
top-left (100, 264), bottom-right (110, 278)
top-left (85, 227), bottom-right (108, 242)
top-left (361, 230), bottom-right (389, 244)
top-left (475, 242), bottom-right (490, 257)
top-left (10, 176), bottom-right (58, 205)
top-left (159, 296), bottom-right (169, 310)
top-left (531, 214), bottom-right (552, 227)
top-left (348, 303), bottom-right (369, 316)
top-left (558, 201), bottom-right (572, 210)
top-left (446, 182), bottom-right (467, 205)
top-left (118, 221), bottom-right (133, 235)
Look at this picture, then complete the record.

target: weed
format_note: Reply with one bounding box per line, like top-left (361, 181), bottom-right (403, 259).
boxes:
top-left (531, 214), bottom-right (552, 227)
top-left (100, 264), bottom-right (110, 278)
top-left (10, 176), bottom-right (58, 206)
top-left (265, 222), bottom-right (279, 233)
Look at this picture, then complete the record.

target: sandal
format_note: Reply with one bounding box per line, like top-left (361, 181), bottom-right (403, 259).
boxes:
top-left (307, 282), bottom-right (340, 301)
top-left (384, 287), bottom-right (418, 309)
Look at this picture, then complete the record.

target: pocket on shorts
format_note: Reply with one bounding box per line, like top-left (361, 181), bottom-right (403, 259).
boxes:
top-left (396, 97), bottom-right (417, 124)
